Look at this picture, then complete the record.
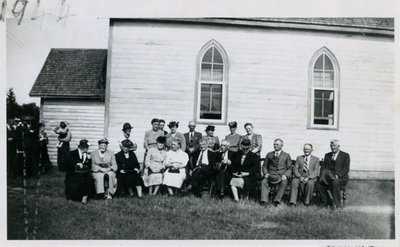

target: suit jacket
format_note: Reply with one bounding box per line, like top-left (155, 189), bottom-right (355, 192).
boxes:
top-left (193, 149), bottom-right (218, 169)
top-left (230, 150), bottom-right (260, 177)
top-left (293, 155), bottom-right (320, 179)
top-left (184, 131), bottom-right (202, 153)
top-left (66, 149), bottom-right (91, 174)
top-left (115, 151), bottom-right (140, 172)
top-left (215, 150), bottom-right (236, 170)
top-left (322, 151), bottom-right (350, 179)
top-left (262, 151), bottom-right (292, 177)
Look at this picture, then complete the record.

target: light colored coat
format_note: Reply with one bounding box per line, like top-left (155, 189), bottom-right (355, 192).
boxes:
top-left (91, 149), bottom-right (118, 194)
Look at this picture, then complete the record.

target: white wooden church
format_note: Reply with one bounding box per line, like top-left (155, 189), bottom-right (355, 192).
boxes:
top-left (30, 18), bottom-right (394, 179)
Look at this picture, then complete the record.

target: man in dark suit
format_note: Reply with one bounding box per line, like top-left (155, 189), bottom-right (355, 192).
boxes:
top-left (289, 143), bottom-right (320, 206)
top-left (215, 139), bottom-right (236, 197)
top-left (260, 138), bottom-right (292, 206)
top-left (189, 138), bottom-right (218, 197)
top-left (184, 121), bottom-right (203, 170)
top-left (315, 139), bottom-right (350, 208)
top-left (65, 139), bottom-right (92, 204)
top-left (230, 138), bottom-right (260, 201)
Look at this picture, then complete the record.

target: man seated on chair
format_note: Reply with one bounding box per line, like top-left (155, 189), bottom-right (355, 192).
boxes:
top-left (230, 138), bottom-right (260, 202)
top-left (189, 138), bottom-right (218, 197)
top-left (260, 138), bottom-right (292, 206)
top-left (315, 139), bottom-right (350, 209)
top-left (215, 139), bottom-right (236, 198)
top-left (289, 143), bottom-right (320, 206)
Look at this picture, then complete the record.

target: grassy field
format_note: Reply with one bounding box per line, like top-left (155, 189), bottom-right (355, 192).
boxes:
top-left (7, 170), bottom-right (395, 240)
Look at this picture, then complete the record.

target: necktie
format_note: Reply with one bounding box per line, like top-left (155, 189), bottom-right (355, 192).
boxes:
top-left (304, 156), bottom-right (309, 172)
top-left (275, 152), bottom-right (278, 158)
top-left (331, 153), bottom-right (335, 161)
top-left (190, 132), bottom-right (193, 141)
top-left (197, 151), bottom-right (204, 166)
top-left (241, 154), bottom-right (246, 165)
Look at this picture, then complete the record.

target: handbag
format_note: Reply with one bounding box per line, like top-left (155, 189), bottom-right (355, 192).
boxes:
top-left (168, 168), bottom-right (180, 174)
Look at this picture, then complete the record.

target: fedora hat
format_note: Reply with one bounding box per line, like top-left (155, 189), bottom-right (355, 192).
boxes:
top-left (268, 174), bottom-right (282, 184)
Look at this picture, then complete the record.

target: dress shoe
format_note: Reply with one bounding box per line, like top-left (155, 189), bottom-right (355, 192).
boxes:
top-left (273, 201), bottom-right (280, 207)
top-left (260, 201), bottom-right (267, 206)
top-left (289, 203), bottom-right (296, 207)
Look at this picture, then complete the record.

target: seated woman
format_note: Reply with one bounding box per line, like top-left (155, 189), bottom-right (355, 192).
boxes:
top-left (65, 139), bottom-right (92, 204)
top-left (91, 138), bottom-right (118, 200)
top-left (162, 138), bottom-right (188, 196)
top-left (115, 139), bottom-right (143, 198)
top-left (145, 136), bottom-right (167, 196)
top-left (165, 121), bottom-right (186, 151)
top-left (230, 138), bottom-right (260, 202)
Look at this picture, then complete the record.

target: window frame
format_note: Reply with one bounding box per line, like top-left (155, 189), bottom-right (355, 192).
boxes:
top-left (195, 40), bottom-right (228, 125)
top-left (308, 47), bottom-right (340, 130)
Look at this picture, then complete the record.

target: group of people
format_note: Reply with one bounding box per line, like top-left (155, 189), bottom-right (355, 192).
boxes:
top-left (64, 118), bottom-right (350, 209)
top-left (7, 117), bottom-right (53, 178)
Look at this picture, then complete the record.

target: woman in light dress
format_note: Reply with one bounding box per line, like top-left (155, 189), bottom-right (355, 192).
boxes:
top-left (145, 136), bottom-right (167, 196)
top-left (162, 138), bottom-right (188, 196)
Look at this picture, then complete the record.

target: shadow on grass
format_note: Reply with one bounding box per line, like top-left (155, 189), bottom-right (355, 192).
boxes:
top-left (7, 171), bottom-right (395, 240)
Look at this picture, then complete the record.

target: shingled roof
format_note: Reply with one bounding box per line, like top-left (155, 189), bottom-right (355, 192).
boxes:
top-left (122, 18), bottom-right (394, 37)
top-left (29, 49), bottom-right (107, 98)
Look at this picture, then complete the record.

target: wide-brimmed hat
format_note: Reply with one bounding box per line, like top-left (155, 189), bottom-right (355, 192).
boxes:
top-left (121, 139), bottom-right (133, 148)
top-left (122, 122), bottom-right (133, 131)
top-left (168, 121), bottom-right (179, 128)
top-left (240, 138), bottom-right (251, 147)
top-left (228, 121), bottom-right (237, 128)
top-left (78, 139), bottom-right (89, 149)
top-left (268, 174), bottom-right (282, 184)
top-left (98, 138), bottom-right (109, 145)
top-left (205, 125), bottom-right (215, 132)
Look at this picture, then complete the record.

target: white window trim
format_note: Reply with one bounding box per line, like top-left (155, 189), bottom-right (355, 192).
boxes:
top-left (308, 47), bottom-right (340, 130)
top-left (194, 40), bottom-right (229, 125)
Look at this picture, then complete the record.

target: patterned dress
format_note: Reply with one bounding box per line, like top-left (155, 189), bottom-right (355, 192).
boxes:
top-left (144, 147), bottom-right (167, 186)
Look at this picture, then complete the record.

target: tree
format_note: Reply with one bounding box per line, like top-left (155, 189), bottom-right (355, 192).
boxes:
top-left (6, 88), bottom-right (19, 120)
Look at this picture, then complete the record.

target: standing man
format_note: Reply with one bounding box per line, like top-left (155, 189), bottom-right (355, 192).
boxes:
top-left (260, 139), bottom-right (292, 206)
top-left (315, 140), bottom-right (350, 209)
top-left (7, 118), bottom-right (16, 178)
top-left (143, 118), bottom-right (164, 165)
top-left (289, 143), bottom-right (320, 206)
top-left (215, 140), bottom-right (235, 197)
top-left (225, 121), bottom-right (241, 152)
top-left (240, 123), bottom-right (262, 156)
top-left (184, 121), bottom-right (202, 170)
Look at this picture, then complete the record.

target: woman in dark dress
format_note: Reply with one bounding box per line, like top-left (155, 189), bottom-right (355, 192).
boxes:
top-left (115, 139), bottom-right (143, 198)
top-left (65, 139), bottom-right (92, 204)
top-left (53, 121), bottom-right (71, 172)
top-left (39, 122), bottom-right (52, 174)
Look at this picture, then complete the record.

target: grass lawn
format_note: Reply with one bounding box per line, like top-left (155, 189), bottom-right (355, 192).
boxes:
top-left (7, 170), bottom-right (395, 240)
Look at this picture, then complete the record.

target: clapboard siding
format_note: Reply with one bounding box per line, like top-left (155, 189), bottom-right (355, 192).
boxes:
top-left (41, 99), bottom-right (105, 165)
top-left (105, 21), bottom-right (394, 177)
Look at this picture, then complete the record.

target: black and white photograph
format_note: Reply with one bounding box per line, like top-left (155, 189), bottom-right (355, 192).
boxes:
top-left (2, 0), bottom-right (400, 246)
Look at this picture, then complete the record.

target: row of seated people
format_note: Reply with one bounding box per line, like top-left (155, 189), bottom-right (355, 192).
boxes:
top-left (65, 135), bottom-right (350, 209)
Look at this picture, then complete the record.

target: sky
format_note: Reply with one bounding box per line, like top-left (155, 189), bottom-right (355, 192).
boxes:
top-left (7, 0), bottom-right (109, 104)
